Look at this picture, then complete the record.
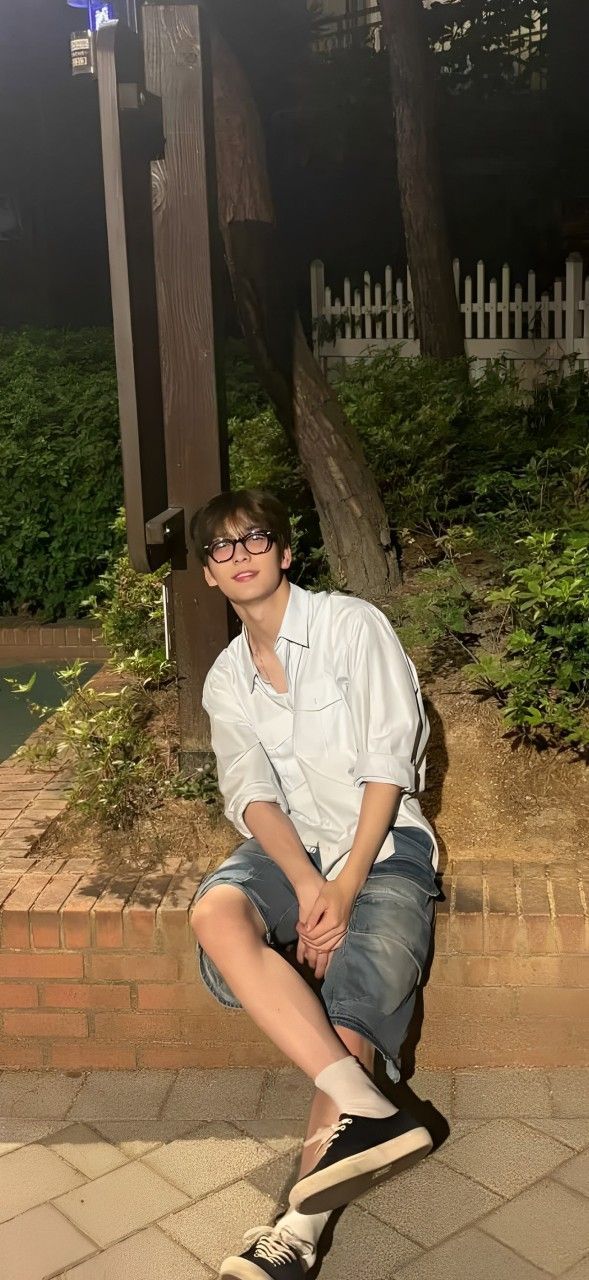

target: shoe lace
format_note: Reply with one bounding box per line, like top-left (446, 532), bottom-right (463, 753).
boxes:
top-left (243, 1225), bottom-right (313, 1265)
top-left (302, 1114), bottom-right (353, 1158)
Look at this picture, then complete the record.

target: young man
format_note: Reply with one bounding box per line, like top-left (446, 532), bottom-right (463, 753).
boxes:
top-left (190, 488), bottom-right (440, 1279)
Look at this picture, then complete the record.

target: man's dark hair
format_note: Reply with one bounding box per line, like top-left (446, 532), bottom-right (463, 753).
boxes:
top-left (191, 488), bottom-right (292, 564)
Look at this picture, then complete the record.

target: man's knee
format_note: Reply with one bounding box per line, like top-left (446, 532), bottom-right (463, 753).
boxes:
top-left (190, 884), bottom-right (266, 948)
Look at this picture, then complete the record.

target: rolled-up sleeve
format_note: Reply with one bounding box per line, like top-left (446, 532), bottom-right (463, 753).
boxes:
top-left (203, 667), bottom-right (289, 837)
top-left (345, 605), bottom-right (429, 794)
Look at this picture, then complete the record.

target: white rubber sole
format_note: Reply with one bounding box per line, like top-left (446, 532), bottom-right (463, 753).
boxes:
top-left (288, 1125), bottom-right (433, 1214)
top-left (219, 1257), bottom-right (279, 1279)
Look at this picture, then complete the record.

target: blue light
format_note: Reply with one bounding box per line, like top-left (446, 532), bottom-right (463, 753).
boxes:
top-left (66, 0), bottom-right (116, 30)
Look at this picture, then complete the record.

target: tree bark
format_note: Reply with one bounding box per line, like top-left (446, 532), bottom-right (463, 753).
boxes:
top-left (210, 26), bottom-right (401, 597)
top-left (380, 0), bottom-right (464, 360)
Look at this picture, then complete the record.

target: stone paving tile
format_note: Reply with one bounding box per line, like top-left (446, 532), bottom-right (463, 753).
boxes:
top-left (91, 1118), bottom-right (197, 1159)
top-left (549, 1070), bottom-right (589, 1118)
top-left (554, 1148), bottom-right (589, 1197)
top-left (53, 1158), bottom-right (191, 1248)
top-left (482, 1178), bottom-right (589, 1275)
top-left (0, 1070), bottom-right (86, 1118)
top-left (0, 1201), bottom-right (97, 1280)
top-left (521, 1119), bottom-right (589, 1151)
top-left (256, 1068), bottom-right (315, 1120)
top-left (318, 1203), bottom-right (421, 1280)
top-left (232, 1115), bottom-right (306, 1156)
top-left (142, 1121), bottom-right (272, 1200)
top-left (0, 1117), bottom-right (68, 1156)
top-left (404, 1069), bottom-right (453, 1117)
top-left (245, 1148), bottom-right (300, 1206)
top-left (162, 1067), bottom-right (265, 1122)
top-left (439, 1119), bottom-right (486, 1149)
top-left (0, 1141), bottom-right (86, 1223)
top-left (43, 1122), bottom-right (129, 1179)
top-left (59, 1225), bottom-right (211, 1279)
top-left (393, 1227), bottom-right (550, 1280)
top-left (454, 1069), bottom-right (552, 1119)
top-left (560, 1259), bottom-right (589, 1280)
top-left (436, 1118), bottom-right (572, 1197)
top-left (159, 1178), bottom-right (277, 1272)
top-left (67, 1070), bottom-right (173, 1122)
top-left (363, 1154), bottom-right (502, 1247)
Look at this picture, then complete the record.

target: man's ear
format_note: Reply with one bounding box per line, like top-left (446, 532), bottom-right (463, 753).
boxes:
top-left (203, 564), bottom-right (218, 588)
top-left (281, 546), bottom-right (292, 572)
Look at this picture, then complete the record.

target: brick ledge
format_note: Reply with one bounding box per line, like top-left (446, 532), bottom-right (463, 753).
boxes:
top-left (0, 857), bottom-right (587, 1071)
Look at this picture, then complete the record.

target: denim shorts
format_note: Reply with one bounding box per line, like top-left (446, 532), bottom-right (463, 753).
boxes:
top-left (193, 826), bottom-right (440, 1082)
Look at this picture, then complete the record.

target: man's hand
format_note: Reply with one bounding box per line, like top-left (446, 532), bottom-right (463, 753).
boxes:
top-left (296, 879), bottom-right (357, 979)
top-left (295, 876), bottom-right (335, 981)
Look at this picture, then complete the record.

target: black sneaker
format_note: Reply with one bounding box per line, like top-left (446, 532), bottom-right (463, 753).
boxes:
top-left (219, 1224), bottom-right (313, 1278)
top-left (288, 1109), bottom-right (433, 1214)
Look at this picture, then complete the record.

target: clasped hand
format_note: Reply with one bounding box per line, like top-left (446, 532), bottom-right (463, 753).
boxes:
top-left (295, 878), bottom-right (356, 982)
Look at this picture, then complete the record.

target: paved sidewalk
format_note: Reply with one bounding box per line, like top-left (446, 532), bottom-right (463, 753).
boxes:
top-left (0, 1067), bottom-right (587, 1280)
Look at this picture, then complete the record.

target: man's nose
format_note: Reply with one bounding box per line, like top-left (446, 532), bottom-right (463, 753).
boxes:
top-left (232, 540), bottom-right (251, 563)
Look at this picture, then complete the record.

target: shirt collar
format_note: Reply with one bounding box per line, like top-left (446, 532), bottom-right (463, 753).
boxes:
top-left (242, 582), bottom-right (310, 693)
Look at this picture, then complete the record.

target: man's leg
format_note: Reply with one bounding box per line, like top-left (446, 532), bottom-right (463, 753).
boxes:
top-left (297, 1026), bottom-right (376, 1179)
top-left (192, 886), bottom-right (354, 1077)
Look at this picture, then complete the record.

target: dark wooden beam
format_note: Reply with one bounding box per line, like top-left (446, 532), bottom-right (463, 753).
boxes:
top-left (142, 5), bottom-right (229, 764)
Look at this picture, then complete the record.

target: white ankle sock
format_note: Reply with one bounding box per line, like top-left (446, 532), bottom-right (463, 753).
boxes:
top-left (314, 1055), bottom-right (397, 1119)
top-left (274, 1207), bottom-right (331, 1267)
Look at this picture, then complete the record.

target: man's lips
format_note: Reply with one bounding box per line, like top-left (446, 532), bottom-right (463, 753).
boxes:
top-left (232, 570), bottom-right (259, 582)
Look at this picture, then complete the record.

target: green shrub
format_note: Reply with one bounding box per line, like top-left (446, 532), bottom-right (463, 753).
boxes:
top-left (6, 660), bottom-right (166, 831)
top-left (82, 510), bottom-right (172, 686)
top-left (0, 328), bottom-right (123, 619)
top-left (466, 530), bottom-right (589, 752)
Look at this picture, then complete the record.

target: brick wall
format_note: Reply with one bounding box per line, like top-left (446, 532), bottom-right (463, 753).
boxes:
top-left (0, 857), bottom-right (587, 1071)
top-left (0, 620), bottom-right (108, 662)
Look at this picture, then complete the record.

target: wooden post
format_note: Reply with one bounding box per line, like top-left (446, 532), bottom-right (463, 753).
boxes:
top-left (142, 5), bottom-right (229, 767)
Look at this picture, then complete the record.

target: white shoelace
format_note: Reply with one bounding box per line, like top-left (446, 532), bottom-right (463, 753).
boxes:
top-left (242, 1225), bottom-right (314, 1265)
top-left (302, 1115), bottom-right (353, 1158)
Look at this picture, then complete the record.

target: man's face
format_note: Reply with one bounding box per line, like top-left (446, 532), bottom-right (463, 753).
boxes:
top-left (203, 517), bottom-right (291, 605)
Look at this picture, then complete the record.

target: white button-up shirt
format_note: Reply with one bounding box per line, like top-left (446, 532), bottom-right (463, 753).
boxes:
top-left (202, 582), bottom-right (438, 880)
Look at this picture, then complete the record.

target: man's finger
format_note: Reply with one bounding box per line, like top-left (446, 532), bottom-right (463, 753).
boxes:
top-left (305, 898), bottom-right (326, 933)
top-left (298, 925), bottom-right (347, 950)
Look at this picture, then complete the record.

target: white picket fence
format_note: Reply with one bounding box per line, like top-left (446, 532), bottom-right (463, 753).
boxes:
top-left (310, 254), bottom-right (589, 381)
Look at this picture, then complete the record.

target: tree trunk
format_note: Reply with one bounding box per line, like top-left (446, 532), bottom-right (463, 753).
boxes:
top-left (380, 0), bottom-right (464, 360)
top-left (210, 26), bottom-right (401, 597)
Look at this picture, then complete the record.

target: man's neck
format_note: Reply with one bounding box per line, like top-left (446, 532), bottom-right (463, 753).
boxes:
top-left (233, 576), bottom-right (291, 651)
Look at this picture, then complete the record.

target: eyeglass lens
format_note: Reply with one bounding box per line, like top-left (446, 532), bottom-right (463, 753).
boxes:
top-left (210, 531), bottom-right (272, 563)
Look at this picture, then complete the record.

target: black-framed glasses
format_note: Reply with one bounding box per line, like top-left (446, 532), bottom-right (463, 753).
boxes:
top-left (204, 529), bottom-right (276, 564)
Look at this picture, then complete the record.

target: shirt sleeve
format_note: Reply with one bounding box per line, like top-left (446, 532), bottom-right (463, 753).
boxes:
top-left (343, 604), bottom-right (429, 794)
top-left (202, 666), bottom-right (289, 837)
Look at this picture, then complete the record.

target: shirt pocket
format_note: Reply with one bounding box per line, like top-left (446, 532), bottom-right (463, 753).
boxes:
top-left (293, 678), bottom-right (351, 759)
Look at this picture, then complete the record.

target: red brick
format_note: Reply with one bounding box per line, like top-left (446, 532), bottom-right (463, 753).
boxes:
top-left (0, 983), bottom-right (38, 1007)
top-left (485, 874), bottom-right (518, 914)
top-left (0, 953), bottom-right (83, 979)
top-left (61, 874), bottom-right (111, 949)
top-left (1, 872), bottom-right (55, 947)
top-left (122, 869), bottom-right (179, 950)
top-left (549, 868), bottom-right (584, 916)
top-left (4, 1011), bottom-right (88, 1038)
top-left (137, 982), bottom-right (217, 1013)
top-left (517, 987), bottom-right (589, 1018)
top-left (178, 952), bottom-right (200, 982)
top-left (29, 874), bottom-right (81, 949)
top-left (0, 1041), bottom-right (44, 1068)
top-left (424, 986), bottom-right (517, 1019)
top-left (157, 865), bottom-right (207, 953)
top-left (0, 871), bottom-right (26, 907)
top-left (448, 913), bottom-right (484, 953)
top-left (41, 983), bottom-right (131, 1010)
top-left (430, 953), bottom-right (580, 988)
top-left (139, 1041), bottom-right (287, 1070)
top-left (486, 914), bottom-right (525, 954)
top-left (86, 953), bottom-right (179, 982)
top-left (93, 874), bottom-right (142, 948)
top-left (180, 1013), bottom-right (270, 1044)
top-left (555, 916), bottom-right (589, 954)
top-left (519, 872), bottom-right (551, 915)
top-left (93, 1011), bottom-right (182, 1040)
top-left (523, 917), bottom-right (559, 954)
top-left (453, 874), bottom-right (484, 915)
top-left (50, 1042), bottom-right (137, 1069)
